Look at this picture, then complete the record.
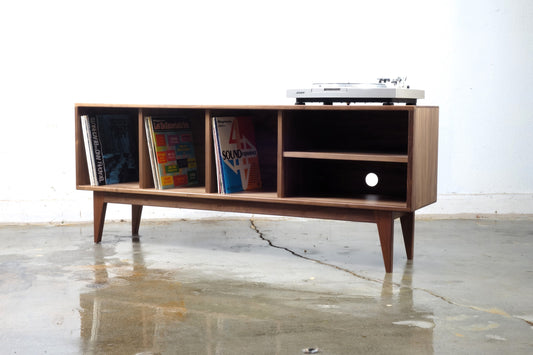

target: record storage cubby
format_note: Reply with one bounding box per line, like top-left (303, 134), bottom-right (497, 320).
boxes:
top-left (75, 104), bottom-right (439, 273)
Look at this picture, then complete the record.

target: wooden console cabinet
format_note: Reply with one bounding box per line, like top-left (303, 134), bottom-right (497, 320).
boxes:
top-left (75, 104), bottom-right (438, 273)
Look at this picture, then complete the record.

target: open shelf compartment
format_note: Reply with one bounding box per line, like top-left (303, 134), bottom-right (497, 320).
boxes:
top-left (206, 108), bottom-right (278, 194)
top-left (75, 106), bottom-right (140, 188)
top-left (281, 109), bottom-right (409, 155)
top-left (139, 107), bottom-right (207, 190)
top-left (282, 158), bottom-right (408, 204)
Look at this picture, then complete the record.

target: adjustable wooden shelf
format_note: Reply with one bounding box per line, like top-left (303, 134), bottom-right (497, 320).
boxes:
top-left (75, 104), bottom-right (439, 273)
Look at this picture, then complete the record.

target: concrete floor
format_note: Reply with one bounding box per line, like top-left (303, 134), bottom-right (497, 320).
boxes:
top-left (0, 217), bottom-right (532, 354)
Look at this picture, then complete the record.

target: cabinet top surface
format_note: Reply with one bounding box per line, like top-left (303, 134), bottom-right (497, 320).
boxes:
top-left (75, 103), bottom-right (438, 111)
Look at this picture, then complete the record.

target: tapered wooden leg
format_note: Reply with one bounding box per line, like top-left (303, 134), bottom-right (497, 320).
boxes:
top-left (400, 212), bottom-right (415, 260)
top-left (375, 211), bottom-right (394, 273)
top-left (93, 192), bottom-right (107, 243)
top-left (132, 205), bottom-right (143, 236)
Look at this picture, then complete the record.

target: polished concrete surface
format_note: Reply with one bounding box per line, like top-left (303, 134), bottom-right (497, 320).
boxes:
top-left (0, 217), bottom-right (532, 354)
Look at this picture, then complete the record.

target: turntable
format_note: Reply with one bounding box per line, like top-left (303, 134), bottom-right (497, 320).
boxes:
top-left (287, 78), bottom-right (424, 105)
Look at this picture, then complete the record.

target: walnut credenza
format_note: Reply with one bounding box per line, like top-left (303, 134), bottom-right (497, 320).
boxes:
top-left (75, 104), bottom-right (439, 273)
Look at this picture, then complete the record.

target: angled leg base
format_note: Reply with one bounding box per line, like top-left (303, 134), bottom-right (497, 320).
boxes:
top-left (132, 205), bottom-right (143, 237)
top-left (374, 211), bottom-right (416, 273)
top-left (375, 211), bottom-right (394, 273)
top-left (90, 191), bottom-right (417, 273)
top-left (93, 193), bottom-right (144, 243)
top-left (400, 212), bottom-right (415, 260)
top-left (93, 192), bottom-right (107, 244)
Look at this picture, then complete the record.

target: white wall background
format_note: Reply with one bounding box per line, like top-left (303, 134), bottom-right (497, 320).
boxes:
top-left (0, 0), bottom-right (532, 223)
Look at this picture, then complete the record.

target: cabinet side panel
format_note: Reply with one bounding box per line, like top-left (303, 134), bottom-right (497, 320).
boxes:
top-left (75, 106), bottom-right (90, 186)
top-left (405, 111), bottom-right (414, 209)
top-left (412, 107), bottom-right (439, 210)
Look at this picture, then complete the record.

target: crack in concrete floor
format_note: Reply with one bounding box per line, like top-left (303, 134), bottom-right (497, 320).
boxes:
top-left (249, 218), bottom-right (532, 329)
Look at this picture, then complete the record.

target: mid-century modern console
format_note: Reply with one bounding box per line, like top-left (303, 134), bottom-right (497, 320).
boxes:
top-left (75, 104), bottom-right (439, 273)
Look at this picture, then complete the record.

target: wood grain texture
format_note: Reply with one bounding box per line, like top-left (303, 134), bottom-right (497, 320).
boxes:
top-left (93, 192), bottom-right (107, 243)
top-left (277, 110), bottom-right (285, 197)
top-left (411, 107), bottom-right (439, 210)
top-left (205, 110), bottom-right (217, 193)
top-left (400, 212), bottom-right (415, 260)
top-left (283, 151), bottom-right (408, 163)
top-left (76, 103), bottom-right (435, 111)
top-left (75, 106), bottom-right (90, 186)
top-left (138, 108), bottom-right (154, 189)
top-left (132, 205), bottom-right (143, 236)
top-left (376, 211), bottom-right (394, 273)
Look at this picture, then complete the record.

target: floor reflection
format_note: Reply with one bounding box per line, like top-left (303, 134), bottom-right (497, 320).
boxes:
top-left (80, 241), bottom-right (434, 354)
top-left (80, 241), bottom-right (186, 353)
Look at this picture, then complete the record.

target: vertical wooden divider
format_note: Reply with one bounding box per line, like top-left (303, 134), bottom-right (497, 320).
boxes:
top-left (138, 108), bottom-right (153, 189)
top-left (205, 110), bottom-right (216, 193)
top-left (277, 110), bottom-right (285, 198)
